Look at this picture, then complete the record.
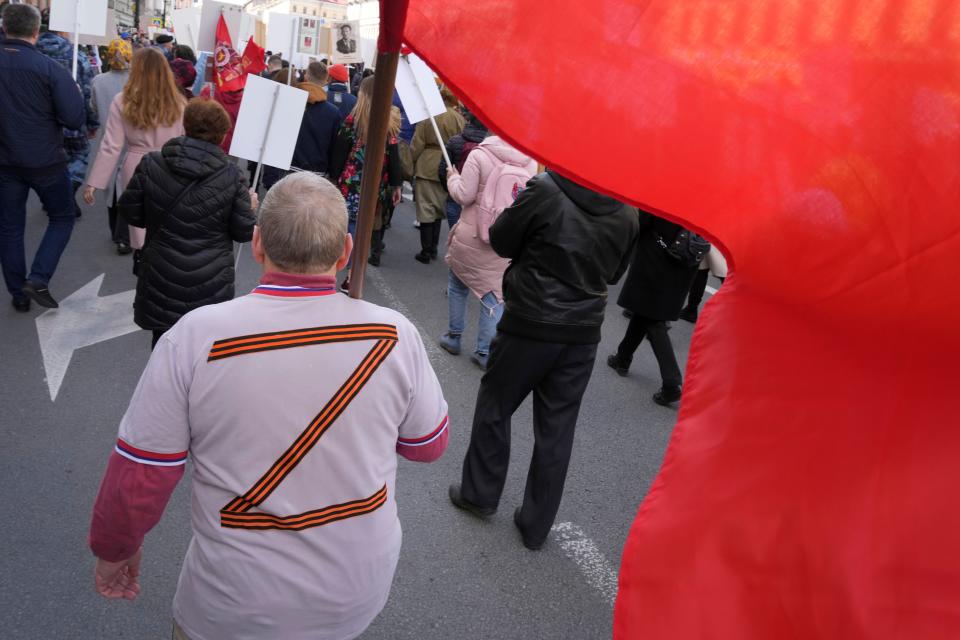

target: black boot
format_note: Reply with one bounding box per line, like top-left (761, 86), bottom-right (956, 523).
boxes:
top-left (368, 230), bottom-right (382, 267)
top-left (429, 220), bottom-right (442, 259)
top-left (415, 222), bottom-right (433, 263)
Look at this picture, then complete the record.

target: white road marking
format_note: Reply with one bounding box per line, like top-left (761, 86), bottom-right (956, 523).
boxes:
top-left (35, 274), bottom-right (138, 401)
top-left (551, 522), bottom-right (619, 606)
top-left (706, 285), bottom-right (718, 295)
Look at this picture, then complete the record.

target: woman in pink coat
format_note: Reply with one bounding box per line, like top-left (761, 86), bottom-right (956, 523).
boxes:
top-left (84, 47), bottom-right (185, 249)
top-left (440, 136), bottom-right (537, 369)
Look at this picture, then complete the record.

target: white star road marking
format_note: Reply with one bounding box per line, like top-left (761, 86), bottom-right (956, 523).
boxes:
top-left (35, 274), bottom-right (139, 401)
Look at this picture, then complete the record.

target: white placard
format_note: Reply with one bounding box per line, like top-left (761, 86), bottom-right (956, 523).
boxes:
top-left (395, 53), bottom-right (445, 125)
top-left (265, 12), bottom-right (297, 58)
top-left (77, 8), bottom-right (116, 46)
top-left (229, 74), bottom-right (308, 170)
top-left (49, 0), bottom-right (109, 37)
top-left (330, 20), bottom-right (362, 64)
top-left (238, 13), bottom-right (256, 48)
top-left (198, 0), bottom-right (244, 53)
top-left (170, 7), bottom-right (200, 52)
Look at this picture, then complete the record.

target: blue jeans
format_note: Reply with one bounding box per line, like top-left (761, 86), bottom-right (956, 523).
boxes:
top-left (0, 168), bottom-right (75, 299)
top-left (448, 271), bottom-right (503, 355)
top-left (445, 198), bottom-right (462, 228)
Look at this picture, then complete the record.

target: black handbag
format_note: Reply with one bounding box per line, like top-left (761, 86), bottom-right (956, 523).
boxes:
top-left (132, 166), bottom-right (229, 276)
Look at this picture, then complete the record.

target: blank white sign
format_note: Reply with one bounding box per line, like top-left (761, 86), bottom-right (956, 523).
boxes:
top-left (229, 74), bottom-right (308, 170)
top-left (170, 8), bottom-right (201, 52)
top-left (49, 0), bottom-right (109, 37)
top-left (395, 53), bottom-right (445, 125)
top-left (265, 12), bottom-right (298, 59)
top-left (197, 0), bottom-right (244, 52)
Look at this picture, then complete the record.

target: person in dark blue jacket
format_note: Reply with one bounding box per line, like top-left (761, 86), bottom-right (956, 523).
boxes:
top-left (291, 62), bottom-right (342, 176)
top-left (326, 64), bottom-right (357, 120)
top-left (36, 10), bottom-right (99, 219)
top-left (0, 3), bottom-right (85, 311)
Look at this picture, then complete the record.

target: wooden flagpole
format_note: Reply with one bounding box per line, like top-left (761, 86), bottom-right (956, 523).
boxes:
top-left (347, 50), bottom-right (399, 299)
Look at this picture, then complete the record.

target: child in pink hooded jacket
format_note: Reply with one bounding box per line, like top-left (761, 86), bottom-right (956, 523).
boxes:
top-left (440, 135), bottom-right (537, 369)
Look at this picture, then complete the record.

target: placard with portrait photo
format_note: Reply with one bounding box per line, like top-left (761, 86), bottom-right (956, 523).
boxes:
top-left (330, 20), bottom-right (362, 64)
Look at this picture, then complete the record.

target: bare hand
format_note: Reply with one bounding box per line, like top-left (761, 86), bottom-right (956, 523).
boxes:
top-left (446, 167), bottom-right (459, 179)
top-left (94, 548), bottom-right (142, 600)
top-left (249, 189), bottom-right (259, 210)
top-left (391, 187), bottom-right (402, 207)
top-left (82, 185), bottom-right (96, 205)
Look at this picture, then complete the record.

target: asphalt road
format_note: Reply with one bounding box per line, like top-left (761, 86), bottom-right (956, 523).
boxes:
top-left (0, 186), bottom-right (719, 640)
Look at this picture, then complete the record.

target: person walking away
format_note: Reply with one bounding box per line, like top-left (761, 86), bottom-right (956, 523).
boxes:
top-left (117, 100), bottom-right (256, 349)
top-left (410, 86), bottom-right (464, 263)
top-left (264, 53), bottom-right (282, 79)
top-left (440, 136), bottom-right (536, 370)
top-left (329, 76), bottom-right (402, 287)
top-left (680, 244), bottom-right (727, 322)
top-left (170, 58), bottom-right (197, 101)
top-left (36, 9), bottom-right (99, 221)
top-left (326, 64), bottom-right (357, 119)
top-left (89, 172), bottom-right (449, 640)
top-left (606, 213), bottom-right (706, 405)
top-left (0, 3), bottom-right (85, 311)
top-left (449, 170), bottom-right (638, 550)
top-left (438, 111), bottom-right (488, 228)
top-left (84, 47), bottom-right (185, 250)
top-left (291, 62), bottom-right (343, 177)
top-left (89, 38), bottom-right (133, 254)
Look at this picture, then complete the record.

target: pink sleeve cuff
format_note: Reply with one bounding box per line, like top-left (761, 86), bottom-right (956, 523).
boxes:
top-left (397, 416), bottom-right (449, 463)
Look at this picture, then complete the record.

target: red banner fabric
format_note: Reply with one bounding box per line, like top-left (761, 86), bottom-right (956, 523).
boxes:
top-left (214, 15), bottom-right (246, 93)
top-left (404, 1), bottom-right (960, 638)
top-left (241, 37), bottom-right (267, 76)
top-left (378, 0), bottom-right (409, 53)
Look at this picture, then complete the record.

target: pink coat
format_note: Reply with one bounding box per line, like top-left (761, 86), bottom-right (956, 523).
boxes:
top-left (87, 94), bottom-right (184, 247)
top-left (445, 136), bottom-right (536, 302)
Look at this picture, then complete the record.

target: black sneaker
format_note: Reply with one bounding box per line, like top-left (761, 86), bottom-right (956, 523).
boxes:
top-left (367, 254), bottom-right (380, 267)
top-left (513, 508), bottom-right (545, 551)
top-left (21, 280), bottom-right (58, 308)
top-left (448, 484), bottom-right (496, 518)
top-left (679, 306), bottom-right (698, 323)
top-left (116, 242), bottom-right (132, 255)
top-left (414, 251), bottom-right (431, 264)
top-left (653, 386), bottom-right (682, 406)
top-left (339, 278), bottom-right (350, 293)
top-left (11, 297), bottom-right (30, 312)
top-left (606, 354), bottom-right (630, 376)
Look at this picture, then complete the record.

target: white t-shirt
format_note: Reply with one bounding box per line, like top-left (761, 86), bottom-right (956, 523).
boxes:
top-left (116, 286), bottom-right (448, 640)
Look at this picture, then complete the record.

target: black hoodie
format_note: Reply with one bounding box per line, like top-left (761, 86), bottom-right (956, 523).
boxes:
top-left (119, 136), bottom-right (254, 330)
top-left (490, 170), bottom-right (639, 344)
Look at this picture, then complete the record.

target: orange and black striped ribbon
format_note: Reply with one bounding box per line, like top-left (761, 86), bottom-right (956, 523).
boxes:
top-left (208, 323), bottom-right (399, 362)
top-left (219, 331), bottom-right (397, 531)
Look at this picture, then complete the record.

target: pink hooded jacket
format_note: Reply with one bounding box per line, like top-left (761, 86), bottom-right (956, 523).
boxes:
top-left (445, 136), bottom-right (537, 302)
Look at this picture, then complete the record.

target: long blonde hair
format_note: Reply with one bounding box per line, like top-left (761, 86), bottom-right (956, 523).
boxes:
top-left (350, 76), bottom-right (400, 145)
top-left (122, 48), bottom-right (185, 130)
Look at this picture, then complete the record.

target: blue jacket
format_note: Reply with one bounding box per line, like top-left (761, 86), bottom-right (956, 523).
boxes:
top-left (392, 90), bottom-right (415, 144)
top-left (326, 82), bottom-right (357, 120)
top-left (36, 32), bottom-right (98, 183)
top-left (291, 83), bottom-right (342, 174)
top-left (0, 38), bottom-right (85, 172)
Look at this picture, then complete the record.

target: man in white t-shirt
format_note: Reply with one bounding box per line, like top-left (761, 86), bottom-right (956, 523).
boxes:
top-left (89, 172), bottom-right (449, 640)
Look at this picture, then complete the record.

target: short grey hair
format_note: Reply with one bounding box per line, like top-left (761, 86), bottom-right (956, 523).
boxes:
top-left (305, 61), bottom-right (328, 85)
top-left (258, 172), bottom-right (348, 273)
top-left (2, 4), bottom-right (40, 39)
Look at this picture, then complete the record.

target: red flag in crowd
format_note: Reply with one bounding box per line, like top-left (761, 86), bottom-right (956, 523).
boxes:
top-left (213, 15), bottom-right (246, 93)
top-left (400, 0), bottom-right (960, 638)
top-left (241, 37), bottom-right (266, 76)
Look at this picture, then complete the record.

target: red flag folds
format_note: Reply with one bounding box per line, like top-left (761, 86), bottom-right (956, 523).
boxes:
top-left (214, 15), bottom-right (245, 93)
top-left (403, 1), bottom-right (960, 638)
top-left (241, 37), bottom-right (266, 76)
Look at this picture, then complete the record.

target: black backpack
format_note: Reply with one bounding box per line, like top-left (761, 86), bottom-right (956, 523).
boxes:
top-left (659, 228), bottom-right (711, 267)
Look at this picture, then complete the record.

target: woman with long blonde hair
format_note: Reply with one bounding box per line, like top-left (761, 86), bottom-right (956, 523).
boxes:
top-left (84, 47), bottom-right (185, 249)
top-left (329, 75), bottom-right (403, 289)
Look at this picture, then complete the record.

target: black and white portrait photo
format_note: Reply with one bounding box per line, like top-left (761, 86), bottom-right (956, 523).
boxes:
top-left (336, 23), bottom-right (356, 53)
top-left (331, 20), bottom-right (362, 64)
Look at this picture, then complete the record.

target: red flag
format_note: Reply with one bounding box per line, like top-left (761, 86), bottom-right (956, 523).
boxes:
top-left (213, 15), bottom-right (245, 93)
top-left (403, 1), bottom-right (960, 638)
top-left (241, 37), bottom-right (266, 76)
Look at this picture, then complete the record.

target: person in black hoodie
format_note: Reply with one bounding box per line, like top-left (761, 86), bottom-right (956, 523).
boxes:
top-left (606, 213), bottom-right (701, 405)
top-left (119, 100), bottom-right (256, 348)
top-left (449, 170), bottom-right (638, 550)
top-left (291, 62), bottom-right (342, 176)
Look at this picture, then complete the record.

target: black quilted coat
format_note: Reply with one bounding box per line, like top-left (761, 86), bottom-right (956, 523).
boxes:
top-left (119, 136), bottom-right (254, 331)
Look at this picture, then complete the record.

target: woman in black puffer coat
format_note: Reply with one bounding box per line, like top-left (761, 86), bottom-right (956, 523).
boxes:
top-left (119, 99), bottom-right (255, 348)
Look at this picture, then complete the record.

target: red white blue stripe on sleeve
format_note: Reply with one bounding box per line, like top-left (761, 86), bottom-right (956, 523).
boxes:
top-left (114, 439), bottom-right (188, 467)
top-left (398, 416), bottom-right (449, 447)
